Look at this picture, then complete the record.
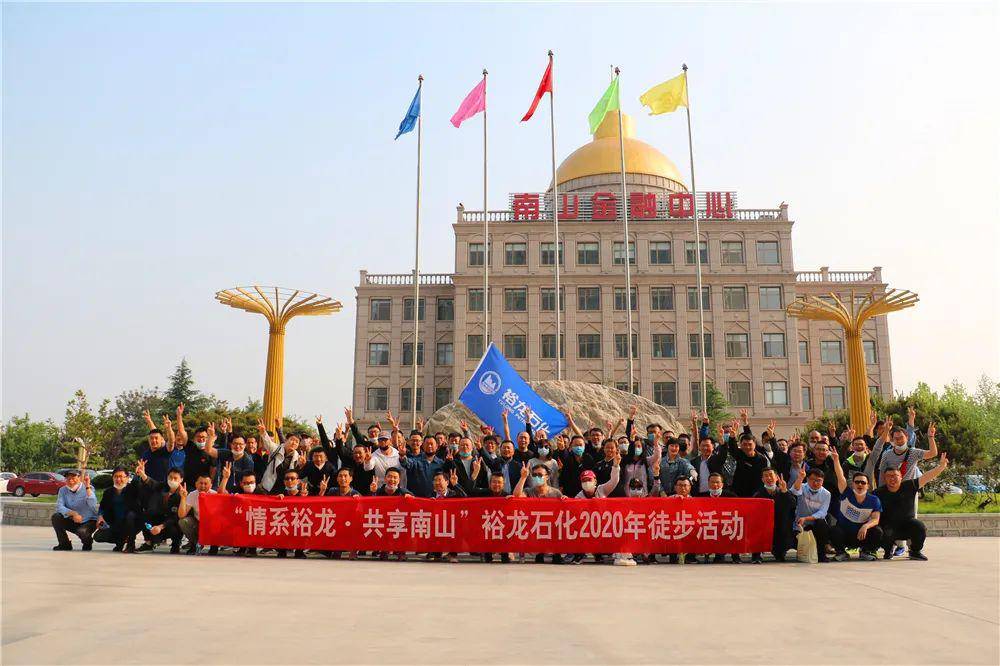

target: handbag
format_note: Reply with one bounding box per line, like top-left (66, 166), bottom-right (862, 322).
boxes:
top-left (796, 529), bottom-right (818, 563)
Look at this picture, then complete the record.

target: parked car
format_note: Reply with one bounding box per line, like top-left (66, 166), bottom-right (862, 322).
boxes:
top-left (0, 472), bottom-right (18, 494)
top-left (965, 475), bottom-right (991, 494)
top-left (56, 468), bottom-right (98, 481)
top-left (7, 472), bottom-right (66, 497)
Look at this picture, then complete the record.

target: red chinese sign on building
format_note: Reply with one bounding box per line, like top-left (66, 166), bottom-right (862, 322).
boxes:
top-left (508, 191), bottom-right (738, 221)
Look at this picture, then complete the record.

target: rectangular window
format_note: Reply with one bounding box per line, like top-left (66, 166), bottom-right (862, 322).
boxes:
top-left (615, 382), bottom-right (640, 394)
top-left (685, 240), bottom-right (708, 265)
top-left (578, 334), bottom-right (601, 359)
top-left (504, 242), bottom-right (526, 266)
top-left (614, 333), bottom-right (639, 359)
top-left (820, 340), bottom-right (843, 364)
top-left (540, 334), bottom-right (565, 359)
top-left (689, 333), bottom-right (713, 358)
top-left (687, 286), bottom-right (711, 311)
top-left (467, 288), bottom-right (486, 312)
top-left (691, 382), bottom-right (704, 407)
top-left (401, 342), bottom-right (424, 366)
top-left (539, 242), bottom-right (564, 266)
top-left (436, 342), bottom-right (453, 366)
top-left (759, 286), bottom-right (783, 310)
top-left (765, 381), bottom-right (789, 406)
top-left (436, 298), bottom-right (454, 321)
top-left (651, 333), bottom-right (676, 358)
top-left (649, 241), bottom-right (673, 265)
top-left (801, 386), bottom-right (812, 410)
top-left (651, 286), bottom-right (675, 311)
top-left (799, 340), bottom-right (810, 364)
top-left (503, 334), bottom-right (527, 359)
top-left (725, 333), bottom-right (749, 358)
top-left (763, 332), bottom-right (786, 358)
top-left (468, 242), bottom-right (485, 267)
top-left (577, 242), bottom-right (600, 265)
top-left (503, 288), bottom-right (527, 312)
top-left (369, 299), bottom-right (391, 321)
top-left (823, 386), bottom-right (846, 410)
top-left (721, 241), bottom-right (745, 265)
top-left (756, 240), bottom-right (780, 265)
top-left (612, 241), bottom-right (636, 265)
top-left (723, 286), bottom-right (748, 310)
top-left (368, 342), bottom-right (389, 366)
top-left (400, 387), bottom-right (422, 412)
top-left (577, 287), bottom-right (601, 311)
top-left (540, 287), bottom-right (565, 312)
top-left (403, 298), bottom-right (425, 322)
top-left (435, 388), bottom-right (452, 411)
top-left (366, 387), bottom-right (388, 411)
top-left (613, 286), bottom-right (637, 311)
top-left (728, 381), bottom-right (752, 406)
top-left (863, 340), bottom-right (877, 364)
top-left (653, 381), bottom-right (678, 407)
top-left (467, 334), bottom-right (484, 359)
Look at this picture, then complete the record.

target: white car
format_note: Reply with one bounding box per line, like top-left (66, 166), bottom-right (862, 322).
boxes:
top-left (0, 472), bottom-right (17, 494)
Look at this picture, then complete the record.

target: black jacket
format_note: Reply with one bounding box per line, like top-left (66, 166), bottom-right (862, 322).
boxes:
top-left (452, 456), bottom-right (487, 493)
top-left (753, 487), bottom-right (797, 538)
top-left (98, 478), bottom-right (142, 525)
top-left (556, 449), bottom-right (596, 498)
top-left (694, 488), bottom-right (738, 498)
top-left (729, 442), bottom-right (770, 498)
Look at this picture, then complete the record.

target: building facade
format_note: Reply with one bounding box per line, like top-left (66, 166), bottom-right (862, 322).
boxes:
top-left (353, 114), bottom-right (892, 431)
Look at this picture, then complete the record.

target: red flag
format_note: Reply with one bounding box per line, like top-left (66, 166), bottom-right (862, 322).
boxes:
top-left (521, 58), bottom-right (553, 122)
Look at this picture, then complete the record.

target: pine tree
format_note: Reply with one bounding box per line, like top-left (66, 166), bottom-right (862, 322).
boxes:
top-left (165, 358), bottom-right (207, 410)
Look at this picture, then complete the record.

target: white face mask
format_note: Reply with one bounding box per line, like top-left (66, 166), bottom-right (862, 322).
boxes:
top-left (242, 484), bottom-right (256, 493)
top-left (384, 484), bottom-right (398, 493)
top-left (167, 479), bottom-right (180, 490)
top-left (628, 489), bottom-right (645, 498)
top-left (892, 444), bottom-right (908, 454)
top-left (113, 481), bottom-right (127, 491)
top-left (581, 481), bottom-right (597, 493)
top-left (763, 483), bottom-right (777, 492)
top-left (708, 488), bottom-right (722, 497)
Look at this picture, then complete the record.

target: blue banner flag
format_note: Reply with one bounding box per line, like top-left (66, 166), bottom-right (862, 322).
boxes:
top-left (395, 85), bottom-right (421, 140)
top-left (459, 344), bottom-right (568, 439)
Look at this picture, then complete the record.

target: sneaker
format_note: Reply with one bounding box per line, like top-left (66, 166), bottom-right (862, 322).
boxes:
top-left (883, 549), bottom-right (894, 560)
top-left (617, 556), bottom-right (637, 567)
top-left (447, 555), bottom-right (458, 563)
top-left (137, 542), bottom-right (155, 552)
top-left (893, 545), bottom-right (906, 558)
top-left (552, 555), bottom-right (564, 565)
top-left (277, 551), bottom-right (288, 559)
top-left (684, 554), bottom-right (698, 564)
top-left (859, 551), bottom-right (877, 561)
top-left (396, 553), bottom-right (407, 562)
top-left (570, 556), bottom-right (583, 565)
top-left (52, 544), bottom-right (72, 551)
top-left (834, 552), bottom-right (850, 562)
top-left (169, 543), bottom-right (181, 554)
top-left (730, 554), bottom-right (741, 564)
top-left (909, 551), bottom-right (928, 561)
top-left (668, 554), bottom-right (679, 564)
top-left (294, 550), bottom-right (307, 559)
top-left (123, 544), bottom-right (136, 554)
top-left (112, 544), bottom-right (123, 552)
top-left (245, 548), bottom-right (258, 557)
top-left (750, 555), bottom-right (764, 564)
top-left (81, 541), bottom-right (93, 551)
top-left (712, 554), bottom-right (725, 564)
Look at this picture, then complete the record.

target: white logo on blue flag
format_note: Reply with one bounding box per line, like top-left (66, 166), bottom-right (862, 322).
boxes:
top-left (479, 371), bottom-right (501, 395)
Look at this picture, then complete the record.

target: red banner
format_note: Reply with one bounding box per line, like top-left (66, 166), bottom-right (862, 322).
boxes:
top-left (200, 495), bottom-right (774, 554)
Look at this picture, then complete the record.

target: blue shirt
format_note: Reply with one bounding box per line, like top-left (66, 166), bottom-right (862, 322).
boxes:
top-left (399, 454), bottom-right (449, 498)
top-left (56, 484), bottom-right (99, 522)
top-left (168, 447), bottom-right (186, 472)
top-left (835, 491), bottom-right (881, 532)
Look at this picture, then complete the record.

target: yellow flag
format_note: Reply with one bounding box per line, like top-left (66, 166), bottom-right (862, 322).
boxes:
top-left (639, 72), bottom-right (688, 115)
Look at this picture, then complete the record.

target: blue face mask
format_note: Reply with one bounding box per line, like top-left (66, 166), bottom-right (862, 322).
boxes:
top-left (537, 447), bottom-right (550, 457)
top-left (647, 433), bottom-right (656, 443)
top-left (458, 451), bottom-right (472, 459)
top-left (571, 445), bottom-right (585, 456)
top-left (635, 446), bottom-right (642, 456)
top-left (532, 475), bottom-right (546, 486)
top-left (195, 441), bottom-right (206, 450)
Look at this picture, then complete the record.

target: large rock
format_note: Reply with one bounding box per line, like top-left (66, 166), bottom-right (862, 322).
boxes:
top-left (425, 380), bottom-right (687, 438)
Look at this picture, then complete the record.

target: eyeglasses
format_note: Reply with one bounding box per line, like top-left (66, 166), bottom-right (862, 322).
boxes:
top-left (853, 480), bottom-right (868, 485)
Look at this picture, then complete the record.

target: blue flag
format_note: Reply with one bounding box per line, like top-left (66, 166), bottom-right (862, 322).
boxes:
top-left (459, 344), bottom-right (568, 439)
top-left (395, 85), bottom-right (421, 140)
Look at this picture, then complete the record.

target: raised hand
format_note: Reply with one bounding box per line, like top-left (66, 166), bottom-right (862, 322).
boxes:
top-left (176, 403), bottom-right (185, 418)
top-left (178, 483), bottom-right (188, 498)
top-left (938, 452), bottom-right (948, 468)
top-left (207, 422), bottom-right (216, 439)
top-left (767, 420), bottom-right (776, 436)
top-left (319, 475), bottom-right (329, 495)
top-left (316, 415), bottom-right (323, 425)
top-left (219, 417), bottom-right (230, 434)
top-left (162, 414), bottom-right (172, 432)
top-left (344, 407), bottom-right (354, 424)
top-left (629, 404), bottom-right (638, 419)
top-left (829, 447), bottom-right (839, 462)
top-left (460, 419), bottom-right (469, 432)
top-left (221, 461), bottom-right (232, 483)
top-left (612, 448), bottom-right (622, 466)
top-left (777, 475), bottom-right (788, 492)
top-left (501, 409), bottom-right (509, 421)
top-left (82, 473), bottom-right (91, 490)
top-left (652, 461), bottom-right (661, 476)
top-left (927, 421), bottom-right (937, 439)
top-left (370, 476), bottom-right (378, 494)
top-left (739, 408), bottom-right (749, 426)
top-left (256, 418), bottom-right (266, 434)
top-left (472, 458), bottom-right (482, 478)
top-left (416, 417), bottom-right (424, 432)
top-left (450, 468), bottom-right (459, 487)
top-left (135, 459), bottom-right (147, 479)
top-left (555, 457), bottom-right (564, 470)
top-left (519, 462), bottom-right (529, 479)
top-left (907, 405), bottom-right (916, 425)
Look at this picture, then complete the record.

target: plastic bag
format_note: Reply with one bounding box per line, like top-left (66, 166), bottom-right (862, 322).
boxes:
top-left (796, 529), bottom-right (818, 563)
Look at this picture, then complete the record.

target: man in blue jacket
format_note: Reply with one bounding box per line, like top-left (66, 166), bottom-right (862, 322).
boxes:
top-left (51, 469), bottom-right (99, 551)
top-left (399, 435), bottom-right (452, 497)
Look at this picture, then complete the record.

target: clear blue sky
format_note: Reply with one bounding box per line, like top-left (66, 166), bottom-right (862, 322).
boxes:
top-left (3, 2), bottom-right (998, 422)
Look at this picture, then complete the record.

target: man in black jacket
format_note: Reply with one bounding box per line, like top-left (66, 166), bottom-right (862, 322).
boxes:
top-left (730, 434), bottom-right (769, 497)
top-left (296, 447), bottom-right (339, 496)
top-left (452, 438), bottom-right (486, 493)
top-left (697, 472), bottom-right (740, 563)
top-left (557, 435), bottom-right (595, 498)
top-left (689, 436), bottom-right (729, 495)
top-left (94, 467), bottom-right (142, 552)
top-left (752, 467), bottom-right (796, 563)
top-left (135, 464), bottom-right (184, 553)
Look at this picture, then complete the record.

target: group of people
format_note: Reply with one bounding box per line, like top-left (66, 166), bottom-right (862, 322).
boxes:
top-left (51, 402), bottom-right (946, 565)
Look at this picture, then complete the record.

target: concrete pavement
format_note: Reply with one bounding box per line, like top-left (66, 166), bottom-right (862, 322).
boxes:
top-left (2, 526), bottom-right (998, 665)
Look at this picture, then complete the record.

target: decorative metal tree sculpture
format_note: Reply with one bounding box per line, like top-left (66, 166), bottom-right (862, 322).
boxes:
top-left (216, 286), bottom-right (341, 427)
top-left (786, 288), bottom-right (918, 429)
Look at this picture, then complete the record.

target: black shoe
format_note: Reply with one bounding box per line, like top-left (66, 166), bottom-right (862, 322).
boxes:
top-left (713, 554), bottom-right (725, 564)
top-left (234, 548), bottom-right (245, 557)
top-left (750, 555), bottom-right (764, 564)
top-left (112, 544), bottom-right (123, 552)
top-left (482, 553), bottom-right (494, 563)
top-left (593, 554), bottom-right (605, 564)
top-left (137, 542), bottom-right (154, 552)
top-left (534, 554), bottom-right (545, 564)
top-left (294, 550), bottom-right (307, 559)
top-left (684, 554), bottom-right (698, 564)
top-left (668, 554), bottom-right (679, 564)
top-left (552, 555), bottom-right (564, 565)
top-left (883, 550), bottom-right (894, 560)
top-left (207, 546), bottom-right (219, 556)
top-left (817, 555), bottom-right (829, 563)
top-left (52, 544), bottom-right (72, 551)
top-left (501, 553), bottom-right (512, 563)
top-left (277, 550), bottom-right (288, 558)
top-left (774, 554), bottom-right (786, 562)
top-left (245, 548), bottom-right (258, 557)
top-left (730, 554), bottom-right (741, 564)
top-left (82, 541), bottom-right (93, 551)
top-left (909, 551), bottom-right (928, 561)
top-left (169, 543), bottom-right (181, 554)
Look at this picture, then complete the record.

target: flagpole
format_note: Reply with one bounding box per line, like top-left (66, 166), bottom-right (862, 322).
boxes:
top-left (482, 68), bottom-right (489, 349)
top-left (411, 75), bottom-right (423, 430)
top-left (548, 51), bottom-right (561, 379)
top-left (614, 67), bottom-right (634, 392)
top-left (683, 64), bottom-right (708, 410)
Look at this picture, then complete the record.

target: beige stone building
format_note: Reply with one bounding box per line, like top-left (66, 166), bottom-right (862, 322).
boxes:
top-left (352, 114), bottom-right (892, 431)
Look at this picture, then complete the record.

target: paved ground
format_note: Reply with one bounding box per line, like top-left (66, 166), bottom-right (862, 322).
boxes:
top-left (2, 526), bottom-right (998, 665)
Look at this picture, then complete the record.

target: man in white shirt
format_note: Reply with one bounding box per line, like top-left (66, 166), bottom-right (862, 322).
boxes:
top-left (178, 473), bottom-right (215, 555)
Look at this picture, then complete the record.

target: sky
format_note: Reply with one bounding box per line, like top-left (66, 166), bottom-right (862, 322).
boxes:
top-left (3, 2), bottom-right (998, 423)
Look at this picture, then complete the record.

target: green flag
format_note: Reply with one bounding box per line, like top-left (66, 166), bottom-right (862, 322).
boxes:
top-left (588, 77), bottom-right (620, 134)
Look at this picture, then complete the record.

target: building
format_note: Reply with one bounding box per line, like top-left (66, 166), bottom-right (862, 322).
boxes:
top-left (352, 113), bottom-right (892, 431)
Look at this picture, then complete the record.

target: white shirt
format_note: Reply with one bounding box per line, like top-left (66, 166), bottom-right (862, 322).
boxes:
top-left (185, 489), bottom-right (215, 519)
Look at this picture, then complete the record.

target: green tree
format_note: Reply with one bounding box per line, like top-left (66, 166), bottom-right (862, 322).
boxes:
top-left (0, 414), bottom-right (62, 473)
top-left (165, 358), bottom-right (210, 412)
top-left (63, 389), bottom-right (123, 471)
top-left (704, 381), bottom-right (733, 428)
top-left (109, 386), bottom-right (170, 466)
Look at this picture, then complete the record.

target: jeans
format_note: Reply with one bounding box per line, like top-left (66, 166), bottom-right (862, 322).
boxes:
top-left (178, 516), bottom-right (199, 544)
top-left (52, 513), bottom-right (97, 548)
top-left (882, 518), bottom-right (926, 553)
top-left (93, 511), bottom-right (140, 548)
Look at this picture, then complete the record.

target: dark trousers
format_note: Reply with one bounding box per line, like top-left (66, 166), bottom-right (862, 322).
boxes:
top-left (52, 513), bottom-right (97, 547)
top-left (93, 512), bottom-right (140, 548)
top-left (830, 524), bottom-right (884, 554)
top-left (803, 519), bottom-right (831, 559)
top-left (143, 521), bottom-right (181, 547)
top-left (882, 519), bottom-right (926, 553)
top-left (768, 529), bottom-right (794, 561)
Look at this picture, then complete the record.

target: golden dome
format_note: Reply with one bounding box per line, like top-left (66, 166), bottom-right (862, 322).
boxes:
top-left (555, 112), bottom-right (686, 188)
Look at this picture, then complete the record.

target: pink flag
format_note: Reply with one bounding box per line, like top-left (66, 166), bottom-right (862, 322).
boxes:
top-left (450, 76), bottom-right (487, 128)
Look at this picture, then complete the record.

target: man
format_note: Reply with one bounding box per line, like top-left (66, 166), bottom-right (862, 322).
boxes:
top-left (789, 466), bottom-right (833, 563)
top-left (177, 472), bottom-right (215, 555)
top-left (466, 474), bottom-right (513, 563)
top-left (690, 436), bottom-right (729, 496)
top-left (807, 441), bottom-right (841, 499)
top-left (181, 424), bottom-right (216, 490)
top-left (400, 435), bottom-right (452, 498)
top-left (592, 439), bottom-right (627, 497)
top-left (665, 477), bottom-right (698, 565)
top-left (51, 469), bottom-right (99, 551)
top-left (136, 464), bottom-right (185, 554)
top-left (453, 437), bottom-right (486, 493)
top-left (875, 453), bottom-right (949, 560)
top-left (556, 434), bottom-right (595, 498)
top-left (219, 466), bottom-right (268, 556)
top-left (296, 446), bottom-right (339, 496)
top-left (94, 467), bottom-right (142, 553)
top-left (211, 432), bottom-right (255, 494)
top-left (345, 407), bottom-right (380, 448)
top-left (571, 456), bottom-right (621, 565)
top-left (753, 467), bottom-right (796, 563)
top-left (374, 468), bottom-right (413, 497)
top-left (730, 433), bottom-right (769, 498)
top-left (841, 433), bottom-right (869, 477)
top-left (869, 422), bottom-right (938, 485)
top-left (829, 449), bottom-right (883, 561)
top-left (483, 440), bottom-right (522, 495)
top-left (140, 428), bottom-right (173, 484)
top-left (367, 414), bottom-right (402, 486)
top-left (258, 420), bottom-right (300, 493)
top-left (513, 463), bottom-right (564, 564)
top-left (697, 473), bottom-right (740, 563)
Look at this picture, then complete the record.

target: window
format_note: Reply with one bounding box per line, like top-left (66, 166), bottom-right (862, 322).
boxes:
top-left (540, 334), bottom-right (565, 359)
top-left (615, 382), bottom-right (640, 394)
top-left (467, 334), bottom-right (484, 359)
top-left (759, 286), bottom-right (783, 310)
top-left (577, 242), bottom-right (599, 265)
top-left (540, 242), bottom-right (564, 266)
top-left (651, 287), bottom-right (674, 311)
top-left (863, 340), bottom-right (877, 364)
top-left (369, 299), bottom-right (391, 321)
top-left (436, 298), bottom-right (454, 321)
top-left (801, 386), bottom-right (812, 410)
top-left (613, 286), bottom-right (637, 311)
top-left (651, 333), bottom-right (676, 358)
top-left (612, 241), bottom-right (636, 265)
top-left (435, 388), bottom-right (452, 411)
top-left (403, 298), bottom-right (425, 322)
top-left (756, 240), bottom-right (780, 265)
top-left (400, 387), bottom-right (423, 412)
top-left (653, 381), bottom-right (678, 407)
top-left (725, 333), bottom-right (749, 358)
top-left (765, 381), bottom-right (789, 406)
top-left (468, 242), bottom-right (485, 267)
top-left (401, 342), bottom-right (424, 366)
top-left (614, 333), bottom-right (639, 358)
top-left (721, 241), bottom-right (745, 265)
top-left (799, 340), bottom-right (810, 364)
top-left (820, 340), bottom-right (843, 364)
top-left (691, 382), bottom-right (704, 407)
top-left (503, 334), bottom-right (527, 359)
top-left (540, 287), bottom-right (565, 311)
top-left (689, 333), bottom-right (713, 358)
top-left (649, 241), bottom-right (673, 265)
top-left (687, 286), bottom-right (711, 311)
top-left (468, 288), bottom-right (486, 312)
top-left (823, 386), bottom-right (846, 410)
top-left (366, 387), bottom-right (388, 411)
top-left (577, 287), bottom-right (601, 311)
top-left (763, 332), bottom-right (786, 358)
top-left (504, 288), bottom-right (527, 312)
top-left (504, 242), bottom-right (526, 266)
top-left (723, 286), bottom-right (748, 310)
top-left (578, 334), bottom-right (601, 359)
top-left (685, 240), bottom-right (708, 264)
top-left (728, 381), bottom-right (751, 406)
top-left (368, 342), bottom-right (389, 366)
top-left (436, 343), bottom-right (453, 366)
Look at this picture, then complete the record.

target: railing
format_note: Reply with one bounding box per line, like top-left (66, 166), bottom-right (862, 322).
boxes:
top-left (457, 208), bottom-right (786, 223)
top-left (795, 267), bottom-right (882, 283)
top-left (362, 272), bottom-right (453, 286)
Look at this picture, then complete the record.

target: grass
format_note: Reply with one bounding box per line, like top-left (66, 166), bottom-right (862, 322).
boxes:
top-left (918, 493), bottom-right (998, 514)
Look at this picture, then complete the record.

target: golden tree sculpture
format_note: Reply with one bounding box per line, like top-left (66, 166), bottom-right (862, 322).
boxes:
top-left (786, 288), bottom-right (918, 429)
top-left (216, 286), bottom-right (342, 427)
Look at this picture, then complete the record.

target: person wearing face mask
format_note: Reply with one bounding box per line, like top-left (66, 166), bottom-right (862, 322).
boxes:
top-left (181, 423), bottom-right (217, 490)
top-left (571, 456), bottom-right (621, 565)
top-left (698, 473), bottom-right (740, 563)
top-left (51, 469), bottom-right (99, 551)
top-left (452, 437), bottom-right (487, 493)
top-left (526, 440), bottom-right (560, 491)
top-left (591, 439), bottom-right (627, 497)
top-left (512, 463), bottom-right (564, 564)
top-left (665, 478), bottom-right (699, 565)
top-left (659, 437), bottom-right (694, 498)
top-left (135, 465), bottom-right (185, 553)
top-left (841, 435), bottom-right (869, 477)
top-left (94, 466), bottom-right (142, 553)
top-left (789, 465), bottom-right (833, 562)
top-left (829, 449), bottom-right (884, 561)
top-left (752, 467), bottom-right (796, 563)
top-left (208, 430), bottom-right (256, 494)
top-left (806, 441), bottom-right (841, 500)
top-left (269, 470), bottom-right (308, 558)
top-left (868, 421), bottom-right (937, 486)
top-left (482, 440), bottom-right (523, 495)
top-left (177, 473), bottom-right (215, 555)
top-left (400, 435), bottom-right (453, 498)
top-left (556, 434), bottom-right (595, 498)
top-left (219, 467), bottom-right (267, 556)
top-left (625, 478), bottom-right (658, 565)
